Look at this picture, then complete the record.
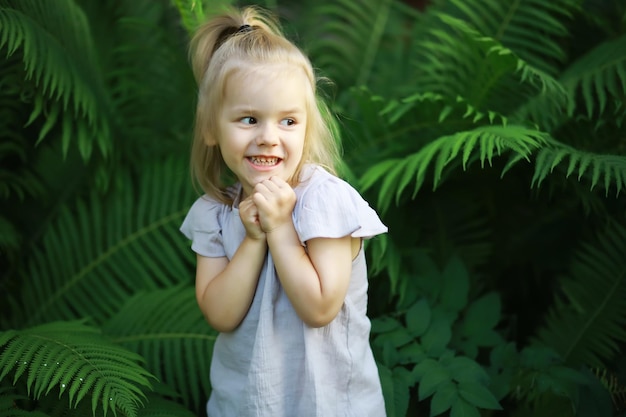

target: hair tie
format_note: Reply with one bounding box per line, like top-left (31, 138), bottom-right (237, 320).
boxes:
top-left (237, 24), bottom-right (253, 33)
top-left (213, 24), bottom-right (254, 55)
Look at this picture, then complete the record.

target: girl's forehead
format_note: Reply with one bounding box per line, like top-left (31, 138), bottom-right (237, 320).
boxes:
top-left (223, 64), bottom-right (312, 108)
top-left (229, 63), bottom-right (307, 83)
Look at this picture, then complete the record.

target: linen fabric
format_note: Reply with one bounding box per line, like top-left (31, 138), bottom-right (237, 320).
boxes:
top-left (180, 164), bottom-right (388, 417)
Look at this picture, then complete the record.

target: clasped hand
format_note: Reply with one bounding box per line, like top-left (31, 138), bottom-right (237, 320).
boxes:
top-left (239, 177), bottom-right (296, 240)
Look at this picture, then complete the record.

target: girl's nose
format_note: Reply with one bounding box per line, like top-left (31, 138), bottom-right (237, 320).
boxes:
top-left (256, 123), bottom-right (279, 146)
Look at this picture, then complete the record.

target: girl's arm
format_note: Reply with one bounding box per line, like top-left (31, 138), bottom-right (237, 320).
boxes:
top-left (269, 230), bottom-right (355, 328)
top-left (253, 177), bottom-right (355, 328)
top-left (195, 197), bottom-right (267, 332)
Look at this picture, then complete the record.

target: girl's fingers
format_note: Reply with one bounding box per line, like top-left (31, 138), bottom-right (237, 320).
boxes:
top-left (251, 177), bottom-right (296, 232)
top-left (255, 177), bottom-right (287, 194)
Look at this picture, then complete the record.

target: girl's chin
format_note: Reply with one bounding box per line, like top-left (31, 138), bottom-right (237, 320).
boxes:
top-left (240, 174), bottom-right (295, 196)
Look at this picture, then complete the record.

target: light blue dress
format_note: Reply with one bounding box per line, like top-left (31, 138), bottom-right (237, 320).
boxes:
top-left (180, 164), bottom-right (388, 417)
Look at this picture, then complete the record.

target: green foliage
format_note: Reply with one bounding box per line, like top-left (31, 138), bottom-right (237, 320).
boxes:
top-left (104, 287), bottom-right (217, 409)
top-left (372, 256), bottom-right (505, 417)
top-left (531, 140), bottom-right (626, 196)
top-left (534, 221), bottom-right (626, 368)
top-left (0, 0), bottom-right (111, 159)
top-left (561, 33), bottom-right (626, 118)
top-left (2, 0), bottom-right (626, 415)
top-left (305, 0), bottom-right (396, 88)
top-left (6, 157), bottom-right (195, 329)
top-left (0, 321), bottom-right (153, 417)
top-left (361, 92), bottom-right (549, 211)
top-left (441, 0), bottom-right (578, 76)
top-left (489, 344), bottom-right (599, 417)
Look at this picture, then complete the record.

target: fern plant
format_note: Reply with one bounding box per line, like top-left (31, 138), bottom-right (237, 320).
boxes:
top-left (0, 156), bottom-right (213, 415)
top-left (0, 2), bottom-right (214, 413)
top-left (291, 0), bottom-right (626, 415)
top-left (0, 0), bottom-right (196, 287)
top-left (534, 220), bottom-right (626, 368)
top-left (371, 255), bottom-right (505, 417)
top-left (3, 0), bottom-right (626, 416)
top-left (0, 321), bottom-right (153, 417)
top-left (0, 0), bottom-right (112, 159)
top-left (103, 286), bottom-right (217, 409)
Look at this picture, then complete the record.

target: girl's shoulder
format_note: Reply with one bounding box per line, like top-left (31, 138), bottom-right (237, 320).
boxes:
top-left (295, 164), bottom-right (354, 197)
top-left (180, 184), bottom-right (240, 240)
top-left (185, 183), bottom-right (242, 214)
top-left (293, 164), bottom-right (387, 243)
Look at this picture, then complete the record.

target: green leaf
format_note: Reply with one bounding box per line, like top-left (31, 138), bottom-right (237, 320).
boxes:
top-left (450, 397), bottom-right (481, 417)
top-left (414, 359), bottom-right (451, 400)
top-left (0, 321), bottom-right (153, 417)
top-left (397, 342), bottom-right (426, 365)
top-left (391, 367), bottom-right (412, 417)
top-left (406, 299), bottom-right (431, 337)
top-left (375, 321), bottom-right (415, 353)
top-left (430, 380), bottom-right (457, 416)
top-left (457, 382), bottom-right (502, 410)
top-left (447, 356), bottom-right (489, 384)
top-left (378, 363), bottom-right (411, 417)
top-left (421, 317), bottom-right (453, 356)
top-left (561, 34), bottom-right (626, 118)
top-left (382, 341), bottom-right (400, 368)
top-left (371, 316), bottom-right (402, 334)
top-left (462, 293), bottom-right (501, 336)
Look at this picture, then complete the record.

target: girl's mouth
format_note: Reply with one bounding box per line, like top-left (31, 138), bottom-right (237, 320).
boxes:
top-left (248, 156), bottom-right (280, 166)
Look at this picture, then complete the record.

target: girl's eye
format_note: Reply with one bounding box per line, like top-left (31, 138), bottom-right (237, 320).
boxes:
top-left (241, 116), bottom-right (257, 125)
top-left (280, 118), bottom-right (295, 126)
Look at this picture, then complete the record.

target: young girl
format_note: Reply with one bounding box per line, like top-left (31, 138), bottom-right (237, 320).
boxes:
top-left (180, 6), bottom-right (388, 417)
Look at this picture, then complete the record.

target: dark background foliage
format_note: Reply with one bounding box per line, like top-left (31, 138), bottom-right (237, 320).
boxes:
top-left (1, 0), bottom-right (626, 416)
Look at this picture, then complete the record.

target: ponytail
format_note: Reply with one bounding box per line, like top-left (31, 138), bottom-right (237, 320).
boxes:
top-left (189, 6), bottom-right (283, 85)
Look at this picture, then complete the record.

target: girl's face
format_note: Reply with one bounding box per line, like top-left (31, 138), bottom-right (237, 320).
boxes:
top-left (214, 65), bottom-right (309, 198)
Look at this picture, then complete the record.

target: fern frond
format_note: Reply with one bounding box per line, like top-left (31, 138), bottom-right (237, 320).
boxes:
top-left (0, 321), bottom-right (154, 417)
top-left (0, 1), bottom-right (112, 159)
top-left (560, 33), bottom-right (626, 118)
top-left (442, 0), bottom-right (577, 75)
top-left (101, 5), bottom-right (196, 162)
top-left (12, 157), bottom-right (196, 328)
top-left (361, 124), bottom-right (548, 212)
top-left (415, 12), bottom-right (570, 116)
top-left (532, 138), bottom-right (626, 197)
top-left (534, 221), bottom-right (626, 368)
top-left (347, 87), bottom-right (515, 169)
top-left (103, 286), bottom-right (216, 411)
top-left (305, 0), bottom-right (395, 88)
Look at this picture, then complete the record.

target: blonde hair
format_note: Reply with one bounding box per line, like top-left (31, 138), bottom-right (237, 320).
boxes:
top-left (188, 6), bottom-right (341, 204)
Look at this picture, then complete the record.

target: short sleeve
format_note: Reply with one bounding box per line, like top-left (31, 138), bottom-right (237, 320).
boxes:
top-left (293, 169), bottom-right (388, 245)
top-left (180, 196), bottom-right (226, 258)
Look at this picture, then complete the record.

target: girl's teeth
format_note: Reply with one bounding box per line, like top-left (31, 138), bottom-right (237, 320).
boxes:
top-left (250, 157), bottom-right (278, 166)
